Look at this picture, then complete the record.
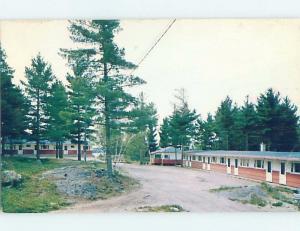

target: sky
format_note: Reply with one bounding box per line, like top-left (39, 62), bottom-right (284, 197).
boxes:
top-left (1, 19), bottom-right (300, 123)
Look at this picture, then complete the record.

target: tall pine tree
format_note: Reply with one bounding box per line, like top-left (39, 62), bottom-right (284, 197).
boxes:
top-left (22, 54), bottom-right (54, 160)
top-left (159, 118), bottom-right (172, 148)
top-left (1, 45), bottom-right (29, 155)
top-left (60, 49), bottom-right (96, 161)
top-left (46, 80), bottom-right (70, 158)
top-left (65, 20), bottom-right (145, 176)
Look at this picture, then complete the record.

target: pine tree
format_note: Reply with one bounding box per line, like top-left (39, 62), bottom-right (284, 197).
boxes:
top-left (148, 124), bottom-right (158, 152)
top-left (256, 88), bottom-right (299, 151)
top-left (60, 48), bottom-right (96, 161)
top-left (67, 74), bottom-right (95, 161)
top-left (22, 54), bottom-right (54, 160)
top-left (214, 96), bottom-right (239, 150)
top-left (237, 96), bottom-right (259, 150)
top-left (277, 97), bottom-right (299, 151)
top-left (159, 118), bottom-right (172, 148)
top-left (128, 93), bottom-right (158, 161)
top-left (1, 45), bottom-right (29, 155)
top-left (65, 20), bottom-right (145, 176)
top-left (195, 113), bottom-right (216, 150)
top-left (46, 80), bottom-right (70, 158)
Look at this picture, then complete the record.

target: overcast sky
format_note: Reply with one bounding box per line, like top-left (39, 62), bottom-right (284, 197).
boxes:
top-left (1, 19), bottom-right (300, 123)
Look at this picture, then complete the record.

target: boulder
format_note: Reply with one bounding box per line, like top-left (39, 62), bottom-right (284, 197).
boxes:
top-left (2, 170), bottom-right (22, 187)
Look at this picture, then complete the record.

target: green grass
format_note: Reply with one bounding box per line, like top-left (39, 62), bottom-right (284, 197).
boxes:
top-left (249, 194), bottom-right (267, 207)
top-left (137, 204), bottom-right (186, 212)
top-left (1, 156), bottom-right (108, 213)
top-left (272, 201), bottom-right (283, 207)
top-left (260, 182), bottom-right (295, 205)
top-left (209, 186), bottom-right (242, 192)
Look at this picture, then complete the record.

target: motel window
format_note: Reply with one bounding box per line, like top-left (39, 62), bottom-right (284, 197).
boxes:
top-left (192, 156), bottom-right (196, 161)
top-left (71, 145), bottom-right (75, 148)
top-left (164, 155), bottom-right (169, 159)
top-left (291, 163), bottom-right (300, 173)
top-left (19, 145), bottom-right (22, 150)
top-left (198, 156), bottom-right (201, 161)
top-left (64, 146), bottom-right (67, 150)
top-left (34, 145), bottom-right (37, 150)
top-left (281, 162), bottom-right (286, 175)
top-left (42, 145), bottom-right (49, 150)
top-left (155, 154), bottom-right (161, 159)
top-left (203, 157), bottom-right (206, 163)
top-left (240, 159), bottom-right (249, 167)
top-left (220, 157), bottom-right (225, 164)
top-left (254, 160), bottom-right (264, 169)
top-left (212, 157), bottom-right (216, 163)
top-left (26, 144), bottom-right (31, 147)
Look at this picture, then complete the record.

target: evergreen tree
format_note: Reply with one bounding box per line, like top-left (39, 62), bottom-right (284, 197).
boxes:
top-left (195, 113), bottom-right (216, 150)
top-left (159, 118), bottom-right (172, 148)
top-left (237, 96), bottom-right (259, 150)
top-left (65, 20), bottom-right (145, 176)
top-left (67, 73), bottom-right (95, 161)
top-left (22, 54), bottom-right (54, 160)
top-left (276, 96), bottom-right (298, 151)
top-left (214, 96), bottom-right (239, 150)
top-left (148, 124), bottom-right (158, 152)
top-left (128, 93), bottom-right (158, 161)
top-left (60, 49), bottom-right (96, 161)
top-left (1, 45), bottom-right (29, 155)
top-left (46, 80), bottom-right (70, 158)
top-left (256, 88), bottom-right (299, 151)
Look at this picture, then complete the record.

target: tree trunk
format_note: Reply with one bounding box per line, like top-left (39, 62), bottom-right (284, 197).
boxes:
top-left (245, 133), bottom-right (249, 151)
top-left (9, 138), bottom-right (13, 156)
top-left (59, 141), bottom-right (63, 159)
top-left (175, 146), bottom-right (178, 165)
top-left (104, 62), bottom-right (113, 177)
top-left (77, 104), bottom-right (81, 161)
top-left (36, 89), bottom-right (40, 160)
top-left (1, 136), bottom-right (5, 156)
top-left (180, 136), bottom-right (184, 167)
top-left (55, 141), bottom-right (59, 159)
top-left (77, 141), bottom-right (81, 161)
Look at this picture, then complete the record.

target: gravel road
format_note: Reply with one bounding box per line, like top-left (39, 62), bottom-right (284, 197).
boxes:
top-left (55, 163), bottom-right (296, 212)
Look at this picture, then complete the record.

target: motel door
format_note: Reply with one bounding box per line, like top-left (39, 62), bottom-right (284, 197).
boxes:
top-left (279, 162), bottom-right (286, 185)
top-left (234, 159), bottom-right (238, 175)
top-left (266, 161), bottom-right (272, 182)
top-left (226, 158), bottom-right (231, 174)
top-left (207, 157), bottom-right (211, 170)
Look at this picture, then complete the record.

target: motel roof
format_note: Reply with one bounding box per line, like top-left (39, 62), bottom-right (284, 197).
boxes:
top-left (151, 147), bottom-right (300, 161)
top-left (186, 150), bottom-right (300, 161)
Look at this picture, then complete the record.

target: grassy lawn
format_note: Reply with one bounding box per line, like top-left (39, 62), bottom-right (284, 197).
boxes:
top-left (1, 156), bottom-right (134, 213)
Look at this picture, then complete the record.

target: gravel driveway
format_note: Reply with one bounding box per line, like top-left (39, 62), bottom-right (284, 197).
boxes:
top-left (56, 163), bottom-right (296, 212)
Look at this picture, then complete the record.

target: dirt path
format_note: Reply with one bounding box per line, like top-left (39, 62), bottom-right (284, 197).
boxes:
top-left (55, 164), bottom-right (296, 212)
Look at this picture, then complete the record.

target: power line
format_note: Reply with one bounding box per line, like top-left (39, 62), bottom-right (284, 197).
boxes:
top-left (130, 19), bottom-right (176, 75)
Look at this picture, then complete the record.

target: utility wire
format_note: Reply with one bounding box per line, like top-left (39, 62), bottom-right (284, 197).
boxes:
top-left (130, 19), bottom-right (176, 75)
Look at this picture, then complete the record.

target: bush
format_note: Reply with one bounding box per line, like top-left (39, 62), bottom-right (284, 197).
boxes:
top-left (272, 201), bottom-right (283, 207)
top-left (250, 194), bottom-right (267, 207)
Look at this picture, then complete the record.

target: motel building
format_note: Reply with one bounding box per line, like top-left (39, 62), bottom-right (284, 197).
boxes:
top-left (150, 147), bottom-right (183, 165)
top-left (2, 140), bottom-right (92, 156)
top-left (150, 144), bottom-right (300, 188)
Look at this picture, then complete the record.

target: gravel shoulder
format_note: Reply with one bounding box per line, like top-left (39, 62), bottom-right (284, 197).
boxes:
top-left (55, 163), bottom-right (299, 213)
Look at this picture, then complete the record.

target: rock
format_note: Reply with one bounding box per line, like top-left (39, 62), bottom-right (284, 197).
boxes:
top-left (95, 169), bottom-right (106, 177)
top-left (2, 170), bottom-right (22, 187)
